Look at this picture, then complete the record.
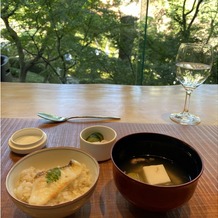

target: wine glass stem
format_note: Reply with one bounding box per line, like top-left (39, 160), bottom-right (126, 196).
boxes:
top-left (183, 90), bottom-right (192, 114)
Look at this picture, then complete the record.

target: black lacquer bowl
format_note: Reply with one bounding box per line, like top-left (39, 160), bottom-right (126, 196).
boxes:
top-left (111, 133), bottom-right (203, 212)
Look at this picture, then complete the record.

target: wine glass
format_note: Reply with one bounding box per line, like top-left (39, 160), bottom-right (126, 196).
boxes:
top-left (170, 43), bottom-right (214, 125)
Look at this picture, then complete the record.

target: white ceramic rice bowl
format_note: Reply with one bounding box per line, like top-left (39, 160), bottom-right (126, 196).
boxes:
top-left (6, 147), bottom-right (100, 218)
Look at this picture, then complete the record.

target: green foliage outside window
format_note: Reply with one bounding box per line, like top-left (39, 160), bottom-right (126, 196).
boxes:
top-left (1, 0), bottom-right (217, 85)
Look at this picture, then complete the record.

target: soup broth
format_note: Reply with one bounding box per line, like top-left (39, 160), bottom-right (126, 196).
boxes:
top-left (121, 155), bottom-right (191, 186)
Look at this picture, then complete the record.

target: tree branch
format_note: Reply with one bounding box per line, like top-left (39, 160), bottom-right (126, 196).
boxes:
top-left (187, 0), bottom-right (203, 31)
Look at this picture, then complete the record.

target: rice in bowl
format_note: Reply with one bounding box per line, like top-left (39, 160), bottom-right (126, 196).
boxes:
top-left (14, 162), bottom-right (92, 206)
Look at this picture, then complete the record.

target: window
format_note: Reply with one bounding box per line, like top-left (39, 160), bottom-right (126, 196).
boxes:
top-left (1, 0), bottom-right (217, 84)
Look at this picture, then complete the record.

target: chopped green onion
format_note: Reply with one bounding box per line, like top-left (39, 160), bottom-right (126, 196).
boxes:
top-left (46, 167), bottom-right (61, 184)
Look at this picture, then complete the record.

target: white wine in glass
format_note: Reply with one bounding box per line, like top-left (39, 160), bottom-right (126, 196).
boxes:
top-left (170, 43), bottom-right (214, 125)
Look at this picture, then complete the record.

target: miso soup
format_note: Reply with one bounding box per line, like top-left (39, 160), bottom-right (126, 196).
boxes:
top-left (121, 155), bottom-right (191, 186)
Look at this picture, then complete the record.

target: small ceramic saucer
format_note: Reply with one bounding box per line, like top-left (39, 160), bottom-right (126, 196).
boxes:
top-left (8, 128), bottom-right (47, 154)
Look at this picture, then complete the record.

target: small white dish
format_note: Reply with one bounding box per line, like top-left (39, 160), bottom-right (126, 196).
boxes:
top-left (80, 125), bottom-right (117, 162)
top-left (8, 128), bottom-right (47, 154)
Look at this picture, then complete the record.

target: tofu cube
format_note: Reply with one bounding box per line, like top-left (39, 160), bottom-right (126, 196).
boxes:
top-left (142, 164), bottom-right (171, 185)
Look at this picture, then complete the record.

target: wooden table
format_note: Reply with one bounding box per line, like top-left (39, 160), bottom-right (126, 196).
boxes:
top-left (1, 83), bottom-right (218, 124)
top-left (1, 82), bottom-right (218, 218)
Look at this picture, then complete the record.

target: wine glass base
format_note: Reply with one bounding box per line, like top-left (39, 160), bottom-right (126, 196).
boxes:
top-left (170, 112), bottom-right (201, 125)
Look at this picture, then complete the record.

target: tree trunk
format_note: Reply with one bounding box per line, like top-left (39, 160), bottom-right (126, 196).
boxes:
top-left (119, 16), bottom-right (137, 60)
top-left (2, 16), bottom-right (27, 82)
